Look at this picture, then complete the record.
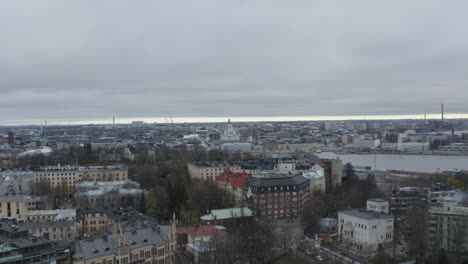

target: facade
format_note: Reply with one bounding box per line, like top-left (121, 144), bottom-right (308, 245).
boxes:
top-left (0, 171), bottom-right (33, 196)
top-left (220, 120), bottom-right (240, 142)
top-left (338, 200), bottom-right (394, 253)
top-left (0, 218), bottom-right (71, 263)
top-left (177, 225), bottom-right (226, 264)
top-left (220, 143), bottom-right (251, 152)
top-left (427, 201), bottom-right (468, 252)
top-left (72, 223), bottom-right (176, 264)
top-left (75, 180), bottom-right (144, 210)
top-left (390, 187), bottom-right (421, 215)
top-left (32, 164), bottom-right (128, 197)
top-left (302, 165), bottom-right (325, 193)
top-left (26, 208), bottom-right (76, 222)
top-left (366, 199), bottom-right (389, 214)
top-left (215, 168), bottom-right (251, 207)
top-left (0, 195), bottom-right (33, 220)
top-left (244, 174), bottom-right (310, 219)
top-left (188, 162), bottom-right (242, 181)
top-left (76, 208), bottom-right (157, 238)
top-left (23, 209), bottom-right (77, 241)
top-left (22, 220), bottom-right (77, 241)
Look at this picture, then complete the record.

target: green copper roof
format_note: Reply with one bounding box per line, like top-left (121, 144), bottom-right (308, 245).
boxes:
top-left (0, 245), bottom-right (18, 254)
top-left (201, 207), bottom-right (252, 221)
top-left (0, 245), bottom-right (22, 262)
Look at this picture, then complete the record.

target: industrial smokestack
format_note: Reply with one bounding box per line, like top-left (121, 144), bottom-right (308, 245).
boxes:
top-left (441, 104), bottom-right (444, 121)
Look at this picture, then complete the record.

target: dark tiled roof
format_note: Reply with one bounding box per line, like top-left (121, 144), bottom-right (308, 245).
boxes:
top-left (73, 226), bottom-right (172, 260)
top-left (244, 173), bottom-right (309, 189)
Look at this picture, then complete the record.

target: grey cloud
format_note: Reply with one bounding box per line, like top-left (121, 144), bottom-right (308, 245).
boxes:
top-left (1, 0), bottom-right (468, 124)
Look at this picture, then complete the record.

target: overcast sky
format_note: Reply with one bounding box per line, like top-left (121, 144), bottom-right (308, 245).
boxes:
top-left (1, 1), bottom-right (467, 124)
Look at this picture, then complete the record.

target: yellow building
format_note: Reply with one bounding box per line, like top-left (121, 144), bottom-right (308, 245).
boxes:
top-left (188, 162), bottom-right (241, 181)
top-left (33, 165), bottom-right (128, 197)
top-left (0, 195), bottom-right (30, 220)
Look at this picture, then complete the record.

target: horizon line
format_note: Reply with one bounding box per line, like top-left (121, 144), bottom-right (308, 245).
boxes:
top-left (1, 112), bottom-right (466, 126)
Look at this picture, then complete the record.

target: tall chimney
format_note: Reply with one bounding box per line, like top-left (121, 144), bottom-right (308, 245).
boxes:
top-left (441, 104), bottom-right (444, 121)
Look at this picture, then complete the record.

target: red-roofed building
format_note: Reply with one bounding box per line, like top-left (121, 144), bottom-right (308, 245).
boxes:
top-left (215, 168), bottom-right (251, 206)
top-left (176, 225), bottom-right (226, 264)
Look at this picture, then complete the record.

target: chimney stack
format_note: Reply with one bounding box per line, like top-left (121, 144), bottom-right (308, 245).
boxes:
top-left (441, 104), bottom-right (444, 121)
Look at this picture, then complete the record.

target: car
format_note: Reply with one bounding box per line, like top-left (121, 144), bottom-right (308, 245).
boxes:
top-left (314, 255), bottom-right (324, 261)
top-left (305, 250), bottom-right (312, 256)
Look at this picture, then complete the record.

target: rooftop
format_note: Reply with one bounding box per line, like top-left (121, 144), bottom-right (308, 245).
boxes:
top-left (177, 225), bottom-right (226, 237)
top-left (200, 208), bottom-right (252, 221)
top-left (367, 198), bottom-right (388, 203)
top-left (73, 226), bottom-right (172, 260)
top-left (339, 209), bottom-right (393, 220)
top-left (244, 173), bottom-right (309, 189)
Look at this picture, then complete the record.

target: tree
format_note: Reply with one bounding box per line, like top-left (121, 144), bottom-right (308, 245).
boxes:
top-left (437, 249), bottom-right (448, 264)
top-left (139, 192), bottom-right (147, 214)
top-left (373, 244), bottom-right (388, 264)
top-left (403, 203), bottom-right (428, 261)
top-left (344, 163), bottom-right (355, 178)
top-left (301, 192), bottom-right (326, 228)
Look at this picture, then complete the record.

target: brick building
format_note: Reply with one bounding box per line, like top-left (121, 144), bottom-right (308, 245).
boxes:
top-left (243, 173), bottom-right (310, 219)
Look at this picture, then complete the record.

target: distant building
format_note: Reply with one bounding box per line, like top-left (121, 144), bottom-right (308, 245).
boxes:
top-left (131, 121), bottom-right (145, 128)
top-left (390, 187), bottom-right (421, 215)
top-left (32, 164), bottom-right (128, 197)
top-left (75, 180), bottom-right (145, 210)
top-left (220, 120), bottom-right (240, 142)
top-left (220, 143), bottom-right (251, 152)
top-left (244, 174), bottom-right (310, 219)
top-left (188, 161), bottom-right (242, 181)
top-left (177, 225), bottom-right (226, 264)
top-left (0, 171), bottom-right (33, 196)
top-left (215, 168), bottom-right (251, 207)
top-left (427, 201), bottom-right (468, 252)
top-left (366, 198), bottom-right (389, 214)
top-left (338, 199), bottom-right (394, 253)
top-left (76, 208), bottom-right (157, 239)
top-left (0, 195), bottom-right (35, 220)
top-left (72, 222), bottom-right (176, 264)
top-left (0, 218), bottom-right (71, 263)
top-left (200, 208), bottom-right (252, 226)
top-left (302, 164), bottom-right (326, 193)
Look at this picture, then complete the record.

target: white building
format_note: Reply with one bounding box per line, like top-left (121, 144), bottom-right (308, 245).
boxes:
top-left (302, 165), bottom-right (325, 193)
top-left (366, 198), bottom-right (389, 214)
top-left (220, 143), bottom-right (251, 152)
top-left (220, 120), bottom-right (240, 142)
top-left (338, 199), bottom-right (394, 253)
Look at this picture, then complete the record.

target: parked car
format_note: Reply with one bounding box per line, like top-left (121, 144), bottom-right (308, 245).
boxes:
top-left (314, 255), bottom-right (324, 261)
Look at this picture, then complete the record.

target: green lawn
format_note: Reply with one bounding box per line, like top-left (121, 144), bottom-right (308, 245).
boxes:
top-left (272, 253), bottom-right (312, 264)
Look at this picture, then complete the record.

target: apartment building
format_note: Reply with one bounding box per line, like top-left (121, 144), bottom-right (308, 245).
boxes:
top-left (243, 173), bottom-right (310, 219)
top-left (32, 164), bottom-right (128, 197)
top-left (75, 180), bottom-right (145, 210)
top-left (0, 218), bottom-right (71, 263)
top-left (0, 195), bottom-right (32, 220)
top-left (188, 162), bottom-right (241, 181)
top-left (215, 168), bottom-right (251, 207)
top-left (427, 201), bottom-right (468, 252)
top-left (76, 208), bottom-right (157, 238)
top-left (72, 224), bottom-right (176, 264)
top-left (338, 199), bottom-right (394, 253)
